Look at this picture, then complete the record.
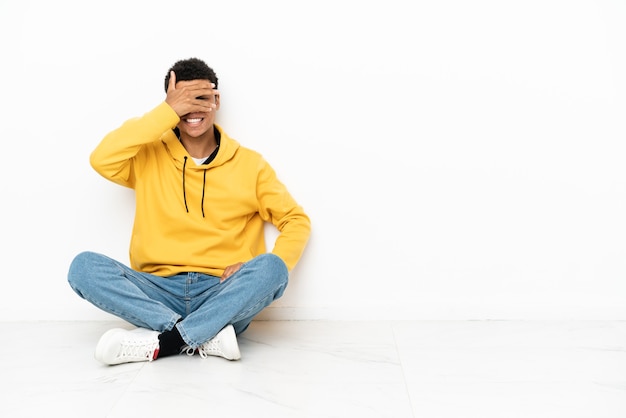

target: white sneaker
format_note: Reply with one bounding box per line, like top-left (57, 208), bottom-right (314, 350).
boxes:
top-left (185, 324), bottom-right (241, 361)
top-left (95, 327), bottom-right (160, 365)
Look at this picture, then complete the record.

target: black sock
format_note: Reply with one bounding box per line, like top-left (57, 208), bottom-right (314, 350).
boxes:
top-left (157, 325), bottom-right (186, 358)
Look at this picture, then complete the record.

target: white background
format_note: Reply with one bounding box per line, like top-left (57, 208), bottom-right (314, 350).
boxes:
top-left (1, 0), bottom-right (625, 321)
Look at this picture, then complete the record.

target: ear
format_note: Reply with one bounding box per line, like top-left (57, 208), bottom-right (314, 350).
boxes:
top-left (214, 94), bottom-right (221, 109)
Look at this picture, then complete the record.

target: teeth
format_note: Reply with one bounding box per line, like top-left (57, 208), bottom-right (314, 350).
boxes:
top-left (186, 118), bottom-right (202, 123)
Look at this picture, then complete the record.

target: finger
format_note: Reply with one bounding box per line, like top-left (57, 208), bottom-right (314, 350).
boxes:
top-left (167, 71), bottom-right (177, 92)
top-left (175, 79), bottom-right (216, 94)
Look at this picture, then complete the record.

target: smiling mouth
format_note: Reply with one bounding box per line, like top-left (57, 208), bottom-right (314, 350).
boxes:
top-left (185, 118), bottom-right (203, 124)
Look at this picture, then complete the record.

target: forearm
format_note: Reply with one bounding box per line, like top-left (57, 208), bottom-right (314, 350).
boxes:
top-left (90, 102), bottom-right (179, 186)
top-left (272, 211), bottom-right (311, 271)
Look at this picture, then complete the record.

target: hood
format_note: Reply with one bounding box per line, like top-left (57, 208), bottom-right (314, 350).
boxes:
top-left (160, 123), bottom-right (241, 217)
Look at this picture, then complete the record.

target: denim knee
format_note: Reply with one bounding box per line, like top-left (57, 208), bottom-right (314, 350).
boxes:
top-left (67, 251), bottom-right (99, 294)
top-left (250, 253), bottom-right (289, 286)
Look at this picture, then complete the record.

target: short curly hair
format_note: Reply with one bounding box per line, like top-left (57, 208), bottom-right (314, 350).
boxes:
top-left (164, 57), bottom-right (219, 92)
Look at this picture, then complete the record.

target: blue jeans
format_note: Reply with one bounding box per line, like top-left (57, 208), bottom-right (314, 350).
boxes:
top-left (67, 251), bottom-right (288, 348)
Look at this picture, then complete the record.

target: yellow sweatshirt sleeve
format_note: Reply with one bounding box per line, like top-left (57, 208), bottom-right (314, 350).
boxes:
top-left (90, 102), bottom-right (180, 188)
top-left (256, 160), bottom-right (311, 271)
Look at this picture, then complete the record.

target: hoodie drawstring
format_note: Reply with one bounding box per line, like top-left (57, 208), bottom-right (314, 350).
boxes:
top-left (182, 156), bottom-right (189, 213)
top-left (182, 156), bottom-right (207, 217)
top-left (201, 170), bottom-right (207, 218)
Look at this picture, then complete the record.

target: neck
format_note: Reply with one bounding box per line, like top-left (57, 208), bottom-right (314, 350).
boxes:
top-left (180, 132), bottom-right (217, 159)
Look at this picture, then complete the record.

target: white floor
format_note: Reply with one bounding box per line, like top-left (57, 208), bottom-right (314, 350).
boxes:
top-left (2, 320), bottom-right (625, 418)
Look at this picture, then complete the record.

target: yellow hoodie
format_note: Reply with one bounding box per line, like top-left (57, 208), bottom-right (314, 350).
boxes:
top-left (90, 102), bottom-right (311, 277)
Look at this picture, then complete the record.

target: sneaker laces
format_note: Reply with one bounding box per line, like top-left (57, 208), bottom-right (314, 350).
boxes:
top-left (180, 325), bottom-right (239, 360)
top-left (197, 337), bottom-right (224, 359)
top-left (182, 343), bottom-right (221, 358)
top-left (118, 338), bottom-right (159, 361)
